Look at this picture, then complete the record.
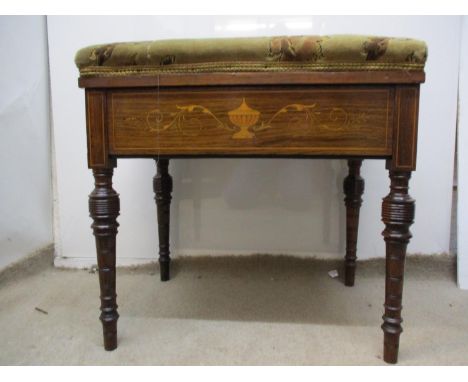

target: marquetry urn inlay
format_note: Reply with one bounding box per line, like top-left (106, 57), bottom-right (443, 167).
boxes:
top-left (108, 88), bottom-right (392, 155)
top-left (228, 98), bottom-right (260, 139)
top-left (145, 98), bottom-right (370, 140)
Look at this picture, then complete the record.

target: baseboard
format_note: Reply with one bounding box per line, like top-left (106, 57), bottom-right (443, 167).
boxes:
top-left (53, 250), bottom-right (453, 269)
top-left (53, 256), bottom-right (157, 269)
top-left (53, 249), bottom-right (346, 269)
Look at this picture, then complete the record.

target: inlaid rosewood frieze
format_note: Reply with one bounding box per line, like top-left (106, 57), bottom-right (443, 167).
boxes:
top-left (108, 87), bottom-right (394, 156)
top-left (78, 34), bottom-right (426, 364)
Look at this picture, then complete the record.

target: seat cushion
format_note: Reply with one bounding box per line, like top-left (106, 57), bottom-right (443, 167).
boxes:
top-left (75, 35), bottom-right (427, 77)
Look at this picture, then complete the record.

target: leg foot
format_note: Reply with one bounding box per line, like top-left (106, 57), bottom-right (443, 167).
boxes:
top-left (102, 319), bottom-right (118, 351)
top-left (381, 170), bottom-right (415, 364)
top-left (343, 159), bottom-right (364, 287)
top-left (383, 332), bottom-right (400, 364)
top-left (153, 159), bottom-right (173, 282)
top-left (159, 260), bottom-right (170, 282)
top-left (89, 167), bottom-right (120, 351)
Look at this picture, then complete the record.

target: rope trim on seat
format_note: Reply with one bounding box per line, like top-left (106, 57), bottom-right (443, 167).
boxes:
top-left (79, 61), bottom-right (425, 77)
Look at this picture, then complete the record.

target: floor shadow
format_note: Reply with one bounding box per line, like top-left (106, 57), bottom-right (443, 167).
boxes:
top-left (121, 255), bottom-right (387, 327)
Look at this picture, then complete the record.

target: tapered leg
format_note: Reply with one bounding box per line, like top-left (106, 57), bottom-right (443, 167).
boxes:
top-left (89, 167), bottom-right (120, 351)
top-left (153, 159), bottom-right (173, 281)
top-left (381, 170), bottom-right (415, 364)
top-left (343, 159), bottom-right (364, 286)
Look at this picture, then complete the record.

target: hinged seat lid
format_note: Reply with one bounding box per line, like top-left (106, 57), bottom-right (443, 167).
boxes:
top-left (75, 35), bottom-right (427, 78)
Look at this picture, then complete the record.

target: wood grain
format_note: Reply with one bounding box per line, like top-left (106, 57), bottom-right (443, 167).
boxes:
top-left (80, 64), bottom-right (425, 363)
top-left (153, 159), bottom-right (173, 281)
top-left (86, 90), bottom-right (110, 168)
top-left (79, 71), bottom-right (425, 88)
top-left (343, 159), bottom-right (365, 287)
top-left (391, 85), bottom-right (420, 170)
top-left (381, 170), bottom-right (415, 364)
top-left (108, 86), bottom-right (394, 156)
top-left (89, 167), bottom-right (120, 351)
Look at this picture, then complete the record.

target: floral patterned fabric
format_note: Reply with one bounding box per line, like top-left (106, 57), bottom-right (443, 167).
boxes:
top-left (75, 35), bottom-right (427, 77)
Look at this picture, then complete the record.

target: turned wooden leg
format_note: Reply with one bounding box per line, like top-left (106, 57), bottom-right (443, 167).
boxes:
top-left (343, 159), bottom-right (364, 287)
top-left (153, 159), bottom-right (173, 281)
top-left (89, 167), bottom-right (120, 351)
top-left (381, 170), bottom-right (415, 364)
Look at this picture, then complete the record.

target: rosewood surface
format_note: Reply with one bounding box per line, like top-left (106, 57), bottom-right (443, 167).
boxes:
top-left (81, 69), bottom-right (423, 364)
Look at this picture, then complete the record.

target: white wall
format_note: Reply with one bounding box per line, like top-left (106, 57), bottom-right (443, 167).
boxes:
top-left (47, 16), bottom-right (460, 268)
top-left (0, 16), bottom-right (53, 269)
top-left (458, 16), bottom-right (468, 289)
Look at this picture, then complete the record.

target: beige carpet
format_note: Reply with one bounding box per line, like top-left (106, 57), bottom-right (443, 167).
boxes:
top-left (0, 249), bottom-right (466, 365)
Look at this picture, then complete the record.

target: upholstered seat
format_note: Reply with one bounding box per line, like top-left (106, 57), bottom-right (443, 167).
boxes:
top-left (78, 33), bottom-right (427, 363)
top-left (75, 35), bottom-right (427, 77)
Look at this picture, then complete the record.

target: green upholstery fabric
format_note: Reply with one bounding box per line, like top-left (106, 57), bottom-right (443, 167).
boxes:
top-left (75, 35), bottom-right (427, 76)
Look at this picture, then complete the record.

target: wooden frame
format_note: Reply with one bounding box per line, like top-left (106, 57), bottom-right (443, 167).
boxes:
top-left (81, 69), bottom-right (424, 364)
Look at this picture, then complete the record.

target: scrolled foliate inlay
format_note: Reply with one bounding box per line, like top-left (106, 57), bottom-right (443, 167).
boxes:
top-left (146, 98), bottom-right (369, 140)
